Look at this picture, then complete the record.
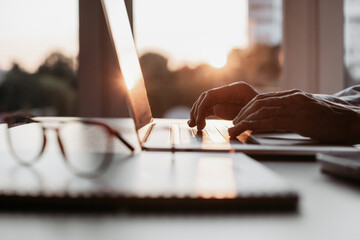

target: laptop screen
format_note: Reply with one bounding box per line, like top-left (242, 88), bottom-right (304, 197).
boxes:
top-left (102, 0), bottom-right (153, 130)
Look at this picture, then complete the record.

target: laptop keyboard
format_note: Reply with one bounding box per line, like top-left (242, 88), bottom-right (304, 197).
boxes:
top-left (170, 122), bottom-right (233, 145)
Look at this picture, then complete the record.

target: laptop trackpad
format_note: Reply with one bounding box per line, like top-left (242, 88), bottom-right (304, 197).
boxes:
top-left (252, 133), bottom-right (319, 146)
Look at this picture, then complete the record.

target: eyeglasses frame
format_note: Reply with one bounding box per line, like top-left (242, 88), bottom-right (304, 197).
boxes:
top-left (3, 114), bottom-right (135, 177)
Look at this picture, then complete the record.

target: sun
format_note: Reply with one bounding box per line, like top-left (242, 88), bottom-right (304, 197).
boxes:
top-left (208, 55), bottom-right (227, 69)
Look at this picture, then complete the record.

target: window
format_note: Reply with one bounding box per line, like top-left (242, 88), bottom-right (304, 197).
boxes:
top-left (0, 0), bottom-right (79, 117)
top-left (1, 1), bottom-right (347, 119)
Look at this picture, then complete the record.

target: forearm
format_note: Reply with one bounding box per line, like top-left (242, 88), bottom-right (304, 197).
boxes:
top-left (348, 117), bottom-right (360, 144)
top-left (330, 85), bottom-right (360, 105)
top-left (315, 86), bottom-right (360, 143)
top-left (306, 94), bottom-right (360, 144)
top-left (313, 85), bottom-right (360, 109)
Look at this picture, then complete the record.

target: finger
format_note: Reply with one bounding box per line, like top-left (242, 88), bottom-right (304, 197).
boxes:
top-left (188, 92), bottom-right (206, 127)
top-left (251, 89), bottom-right (301, 102)
top-left (232, 90), bottom-right (300, 124)
top-left (195, 87), bottom-right (230, 130)
top-left (233, 96), bottom-right (285, 124)
top-left (190, 92), bottom-right (205, 127)
top-left (190, 82), bottom-right (259, 129)
top-left (206, 107), bottom-right (215, 117)
top-left (193, 93), bottom-right (208, 127)
top-left (245, 106), bottom-right (289, 120)
top-left (212, 103), bottom-right (242, 120)
top-left (228, 117), bottom-right (293, 137)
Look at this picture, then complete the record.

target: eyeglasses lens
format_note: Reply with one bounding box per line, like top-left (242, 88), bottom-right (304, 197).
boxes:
top-left (59, 122), bottom-right (115, 175)
top-left (7, 117), bottom-right (44, 165)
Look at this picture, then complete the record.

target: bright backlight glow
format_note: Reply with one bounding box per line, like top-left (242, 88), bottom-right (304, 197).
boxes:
top-left (195, 157), bottom-right (237, 199)
top-left (208, 55), bottom-right (228, 69)
top-left (134, 0), bottom-right (248, 70)
top-left (103, 0), bottom-right (142, 90)
top-left (0, 0), bottom-right (78, 72)
top-left (0, 0), bottom-right (248, 72)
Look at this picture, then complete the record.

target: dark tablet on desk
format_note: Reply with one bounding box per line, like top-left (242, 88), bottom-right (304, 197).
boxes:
top-left (317, 152), bottom-right (360, 182)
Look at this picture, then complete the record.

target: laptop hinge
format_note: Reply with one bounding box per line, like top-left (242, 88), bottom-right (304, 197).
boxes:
top-left (139, 122), bottom-right (155, 145)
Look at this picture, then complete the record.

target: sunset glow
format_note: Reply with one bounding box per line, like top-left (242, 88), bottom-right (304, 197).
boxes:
top-left (195, 157), bottom-right (237, 199)
top-left (208, 54), bottom-right (228, 69)
top-left (103, 0), bottom-right (142, 90)
top-left (0, 0), bottom-right (248, 72)
top-left (0, 0), bottom-right (78, 72)
top-left (134, 0), bottom-right (248, 70)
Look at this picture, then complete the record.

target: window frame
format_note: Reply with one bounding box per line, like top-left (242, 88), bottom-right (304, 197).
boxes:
top-left (282, 0), bottom-right (344, 94)
top-left (78, 0), bottom-right (133, 117)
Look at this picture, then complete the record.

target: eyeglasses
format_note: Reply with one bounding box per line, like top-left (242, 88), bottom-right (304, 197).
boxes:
top-left (3, 113), bottom-right (135, 177)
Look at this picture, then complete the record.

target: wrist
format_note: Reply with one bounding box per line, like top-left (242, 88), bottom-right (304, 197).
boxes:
top-left (314, 94), bottom-right (351, 105)
top-left (349, 113), bottom-right (360, 144)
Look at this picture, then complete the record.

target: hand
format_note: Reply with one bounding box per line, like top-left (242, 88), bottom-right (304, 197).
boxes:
top-left (188, 82), bottom-right (260, 130)
top-left (229, 90), bottom-right (360, 143)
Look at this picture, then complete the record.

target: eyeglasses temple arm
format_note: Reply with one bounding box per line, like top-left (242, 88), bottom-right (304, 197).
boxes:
top-left (80, 119), bottom-right (135, 152)
top-left (113, 131), bottom-right (135, 152)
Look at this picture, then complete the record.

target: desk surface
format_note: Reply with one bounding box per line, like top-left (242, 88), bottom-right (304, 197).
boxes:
top-left (0, 119), bottom-right (360, 240)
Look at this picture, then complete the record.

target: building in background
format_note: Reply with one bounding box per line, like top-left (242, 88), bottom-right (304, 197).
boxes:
top-left (248, 0), bottom-right (282, 46)
top-left (344, 0), bottom-right (360, 85)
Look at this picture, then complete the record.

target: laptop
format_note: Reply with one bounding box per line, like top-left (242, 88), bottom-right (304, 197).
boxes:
top-left (102, 0), bottom-right (360, 156)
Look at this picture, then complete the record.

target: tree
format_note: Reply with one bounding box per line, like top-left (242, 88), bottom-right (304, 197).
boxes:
top-left (37, 52), bottom-right (77, 88)
top-left (139, 52), bottom-right (174, 116)
top-left (0, 51), bottom-right (78, 116)
top-left (0, 64), bottom-right (43, 112)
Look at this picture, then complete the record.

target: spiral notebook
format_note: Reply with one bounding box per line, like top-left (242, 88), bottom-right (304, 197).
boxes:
top-left (0, 118), bottom-right (297, 212)
top-left (0, 148), bottom-right (298, 211)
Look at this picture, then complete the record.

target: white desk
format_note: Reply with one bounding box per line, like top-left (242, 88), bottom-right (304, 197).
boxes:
top-left (0, 120), bottom-right (359, 240)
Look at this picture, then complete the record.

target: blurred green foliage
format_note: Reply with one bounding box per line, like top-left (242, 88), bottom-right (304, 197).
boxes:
top-left (140, 44), bottom-right (281, 117)
top-left (0, 44), bottom-right (280, 117)
top-left (0, 52), bottom-right (77, 116)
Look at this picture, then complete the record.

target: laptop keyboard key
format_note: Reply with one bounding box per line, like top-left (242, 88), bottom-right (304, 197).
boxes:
top-left (204, 125), bottom-right (228, 143)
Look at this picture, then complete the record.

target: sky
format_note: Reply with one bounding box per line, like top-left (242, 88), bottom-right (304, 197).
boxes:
top-left (0, 0), bottom-right (247, 72)
top-left (0, 0), bottom-right (79, 72)
top-left (134, 0), bottom-right (248, 69)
